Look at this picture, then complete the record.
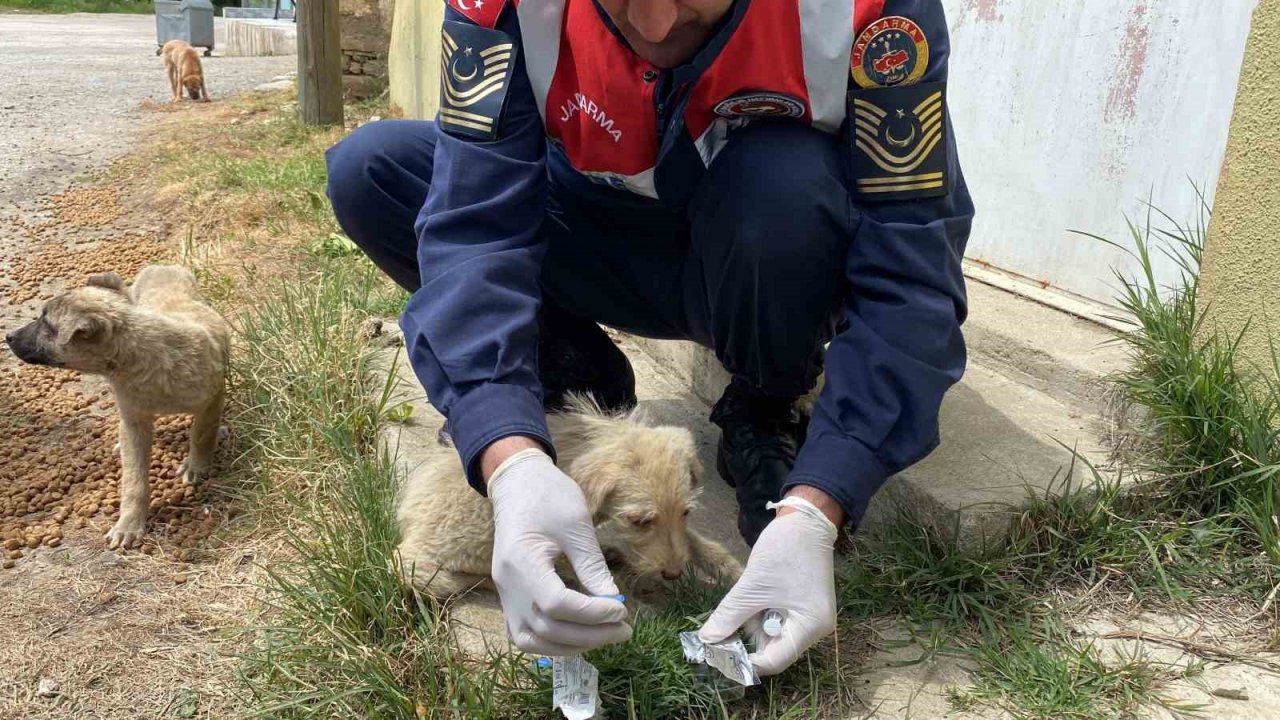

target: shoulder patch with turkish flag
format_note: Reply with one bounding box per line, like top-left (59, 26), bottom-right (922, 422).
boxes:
top-left (446, 0), bottom-right (507, 29)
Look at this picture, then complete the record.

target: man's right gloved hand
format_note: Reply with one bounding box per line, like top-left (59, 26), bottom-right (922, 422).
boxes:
top-left (488, 447), bottom-right (632, 656)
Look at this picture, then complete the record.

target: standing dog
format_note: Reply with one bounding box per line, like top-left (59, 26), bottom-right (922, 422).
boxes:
top-left (161, 40), bottom-right (211, 103)
top-left (396, 396), bottom-right (743, 599)
top-left (5, 266), bottom-right (230, 549)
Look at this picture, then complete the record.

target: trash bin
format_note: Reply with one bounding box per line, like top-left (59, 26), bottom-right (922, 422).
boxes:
top-left (154, 0), bottom-right (216, 56)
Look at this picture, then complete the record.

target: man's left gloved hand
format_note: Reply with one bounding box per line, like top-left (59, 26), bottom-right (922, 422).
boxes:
top-left (697, 496), bottom-right (839, 676)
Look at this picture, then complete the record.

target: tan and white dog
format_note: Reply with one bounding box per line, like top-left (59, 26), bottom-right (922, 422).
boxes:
top-left (6, 266), bottom-right (230, 549)
top-left (395, 397), bottom-right (744, 599)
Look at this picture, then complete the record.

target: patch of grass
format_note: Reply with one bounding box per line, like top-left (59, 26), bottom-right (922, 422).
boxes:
top-left (1092, 204), bottom-right (1280, 561)
top-left (949, 623), bottom-right (1187, 720)
top-left (228, 258), bottom-right (539, 718)
top-left (0, 0), bottom-right (150, 12)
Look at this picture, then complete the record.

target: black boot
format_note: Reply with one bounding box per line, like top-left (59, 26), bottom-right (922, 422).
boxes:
top-left (536, 299), bottom-right (638, 415)
top-left (711, 379), bottom-right (808, 546)
top-left (438, 301), bottom-right (637, 445)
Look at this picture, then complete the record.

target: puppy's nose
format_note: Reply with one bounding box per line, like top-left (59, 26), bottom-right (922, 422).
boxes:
top-left (661, 568), bottom-right (683, 581)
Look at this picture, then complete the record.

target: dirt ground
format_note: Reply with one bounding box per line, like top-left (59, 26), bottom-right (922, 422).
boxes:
top-left (0, 13), bottom-right (293, 205)
top-left (0, 13), bottom-right (291, 718)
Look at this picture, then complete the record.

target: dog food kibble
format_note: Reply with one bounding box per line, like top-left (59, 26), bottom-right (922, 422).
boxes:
top-left (0, 183), bottom-right (225, 568)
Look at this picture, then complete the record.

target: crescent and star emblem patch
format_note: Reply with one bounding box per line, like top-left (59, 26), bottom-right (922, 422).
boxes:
top-left (438, 21), bottom-right (516, 140)
top-left (850, 16), bottom-right (929, 89)
top-left (849, 80), bottom-right (948, 201)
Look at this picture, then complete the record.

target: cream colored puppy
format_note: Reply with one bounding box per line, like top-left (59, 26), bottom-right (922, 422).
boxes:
top-left (6, 266), bottom-right (231, 549)
top-left (396, 397), bottom-right (743, 599)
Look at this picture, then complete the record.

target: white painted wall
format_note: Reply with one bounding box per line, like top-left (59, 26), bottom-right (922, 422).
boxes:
top-left (944, 0), bottom-right (1257, 305)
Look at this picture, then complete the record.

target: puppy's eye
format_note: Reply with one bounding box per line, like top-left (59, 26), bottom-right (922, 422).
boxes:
top-left (627, 513), bottom-right (655, 528)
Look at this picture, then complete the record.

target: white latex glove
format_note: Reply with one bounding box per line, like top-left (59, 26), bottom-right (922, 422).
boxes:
top-left (698, 496), bottom-right (838, 676)
top-left (488, 448), bottom-right (632, 656)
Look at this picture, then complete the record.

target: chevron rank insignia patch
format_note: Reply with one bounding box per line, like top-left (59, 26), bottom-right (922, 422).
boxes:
top-left (849, 80), bottom-right (948, 201)
top-left (439, 20), bottom-right (516, 140)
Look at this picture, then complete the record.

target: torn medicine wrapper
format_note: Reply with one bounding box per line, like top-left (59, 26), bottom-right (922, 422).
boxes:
top-left (551, 655), bottom-right (599, 720)
top-left (679, 632), bottom-right (760, 687)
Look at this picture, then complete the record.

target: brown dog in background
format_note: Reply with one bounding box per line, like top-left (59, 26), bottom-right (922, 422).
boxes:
top-left (161, 40), bottom-right (211, 103)
top-left (5, 266), bottom-right (230, 549)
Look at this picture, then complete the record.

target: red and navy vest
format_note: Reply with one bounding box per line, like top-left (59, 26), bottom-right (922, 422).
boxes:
top-left (456, 0), bottom-right (885, 199)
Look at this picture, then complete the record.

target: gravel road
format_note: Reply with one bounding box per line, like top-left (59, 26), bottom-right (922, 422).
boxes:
top-left (0, 13), bottom-right (295, 204)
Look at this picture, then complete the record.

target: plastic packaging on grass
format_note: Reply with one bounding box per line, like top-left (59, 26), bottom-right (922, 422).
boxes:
top-left (540, 655), bottom-right (599, 720)
top-left (678, 630), bottom-right (759, 696)
top-left (534, 593), bottom-right (625, 719)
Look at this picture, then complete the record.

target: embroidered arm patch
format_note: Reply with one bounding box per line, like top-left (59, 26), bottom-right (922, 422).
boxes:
top-left (849, 80), bottom-right (948, 201)
top-left (439, 20), bottom-right (517, 141)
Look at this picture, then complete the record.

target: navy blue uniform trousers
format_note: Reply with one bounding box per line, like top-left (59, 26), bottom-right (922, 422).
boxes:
top-left (327, 119), bottom-right (853, 398)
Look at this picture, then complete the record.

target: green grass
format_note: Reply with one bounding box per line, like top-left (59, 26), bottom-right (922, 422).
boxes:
top-left (949, 622), bottom-right (1197, 720)
top-left (0, 0), bottom-right (151, 12)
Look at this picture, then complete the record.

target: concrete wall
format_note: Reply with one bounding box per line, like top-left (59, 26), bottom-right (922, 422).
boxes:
top-left (223, 18), bottom-right (297, 57)
top-left (1198, 0), bottom-right (1280, 378)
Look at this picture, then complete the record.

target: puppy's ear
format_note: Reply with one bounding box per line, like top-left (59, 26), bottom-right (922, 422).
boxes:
top-left (55, 313), bottom-right (109, 346)
top-left (578, 469), bottom-right (617, 521)
top-left (86, 272), bottom-right (127, 295)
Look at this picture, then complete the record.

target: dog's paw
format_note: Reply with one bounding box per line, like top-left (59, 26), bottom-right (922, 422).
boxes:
top-left (105, 515), bottom-right (146, 550)
top-left (178, 458), bottom-right (212, 485)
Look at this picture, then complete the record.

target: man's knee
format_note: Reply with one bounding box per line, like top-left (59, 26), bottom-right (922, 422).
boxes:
top-left (324, 119), bottom-right (434, 229)
top-left (697, 124), bottom-right (851, 272)
top-left (324, 122), bottom-right (380, 216)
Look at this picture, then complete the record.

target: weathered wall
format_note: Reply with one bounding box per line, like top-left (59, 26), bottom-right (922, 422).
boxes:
top-left (340, 0), bottom-right (391, 97)
top-left (387, 0), bottom-right (443, 119)
top-left (1198, 0), bottom-right (1280, 378)
top-left (945, 0), bottom-right (1256, 306)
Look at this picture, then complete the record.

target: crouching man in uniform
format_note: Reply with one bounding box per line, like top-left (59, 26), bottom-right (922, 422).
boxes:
top-left (326, 0), bottom-right (972, 676)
